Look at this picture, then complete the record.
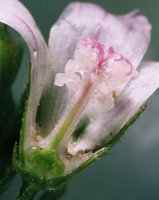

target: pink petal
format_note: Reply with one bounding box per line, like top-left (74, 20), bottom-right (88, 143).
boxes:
top-left (111, 61), bottom-right (159, 129)
top-left (70, 62), bottom-right (159, 152)
top-left (0, 0), bottom-right (47, 67)
top-left (0, 0), bottom-right (49, 143)
top-left (48, 3), bottom-right (151, 138)
top-left (49, 2), bottom-right (151, 72)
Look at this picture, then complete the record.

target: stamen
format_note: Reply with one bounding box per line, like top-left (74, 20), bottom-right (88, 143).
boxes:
top-left (55, 39), bottom-right (134, 98)
top-left (53, 38), bottom-right (136, 150)
top-left (112, 90), bottom-right (117, 99)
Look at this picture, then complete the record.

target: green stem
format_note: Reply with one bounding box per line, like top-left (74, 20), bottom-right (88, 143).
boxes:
top-left (17, 178), bottom-right (41, 200)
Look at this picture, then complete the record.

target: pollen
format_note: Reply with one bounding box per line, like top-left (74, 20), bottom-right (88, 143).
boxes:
top-left (112, 90), bottom-right (117, 100)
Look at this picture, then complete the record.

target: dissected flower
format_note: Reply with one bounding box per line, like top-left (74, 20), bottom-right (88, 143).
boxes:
top-left (1, 0), bottom-right (159, 189)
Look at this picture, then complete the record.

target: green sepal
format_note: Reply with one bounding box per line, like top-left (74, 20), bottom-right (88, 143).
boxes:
top-left (16, 63), bottom-right (31, 168)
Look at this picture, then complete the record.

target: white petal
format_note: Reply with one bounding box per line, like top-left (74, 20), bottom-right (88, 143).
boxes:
top-left (0, 0), bottom-right (47, 67)
top-left (114, 61), bottom-right (159, 127)
top-left (49, 3), bottom-right (151, 71)
top-left (0, 0), bottom-right (51, 147)
top-left (48, 4), bottom-right (151, 128)
top-left (69, 62), bottom-right (159, 152)
top-left (0, 0), bottom-right (48, 104)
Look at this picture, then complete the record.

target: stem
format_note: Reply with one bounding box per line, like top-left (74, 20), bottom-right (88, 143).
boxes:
top-left (17, 178), bottom-right (41, 200)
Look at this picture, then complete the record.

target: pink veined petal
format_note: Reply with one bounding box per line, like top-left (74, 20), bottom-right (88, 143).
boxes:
top-left (0, 0), bottom-right (47, 67)
top-left (41, 62), bottom-right (159, 172)
top-left (69, 62), bottom-right (159, 152)
top-left (49, 2), bottom-right (151, 72)
top-left (0, 0), bottom-right (49, 146)
top-left (111, 61), bottom-right (159, 130)
top-left (48, 2), bottom-right (151, 141)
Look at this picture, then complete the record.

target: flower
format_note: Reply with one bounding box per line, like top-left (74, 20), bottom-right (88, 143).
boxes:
top-left (1, 0), bottom-right (159, 189)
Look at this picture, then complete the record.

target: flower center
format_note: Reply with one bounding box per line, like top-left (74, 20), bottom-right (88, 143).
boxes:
top-left (49, 38), bottom-right (136, 154)
top-left (55, 38), bottom-right (135, 110)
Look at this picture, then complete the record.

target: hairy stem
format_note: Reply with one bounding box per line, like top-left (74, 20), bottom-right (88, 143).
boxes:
top-left (17, 178), bottom-right (41, 200)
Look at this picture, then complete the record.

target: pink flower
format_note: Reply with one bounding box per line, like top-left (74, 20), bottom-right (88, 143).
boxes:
top-left (1, 0), bottom-right (159, 180)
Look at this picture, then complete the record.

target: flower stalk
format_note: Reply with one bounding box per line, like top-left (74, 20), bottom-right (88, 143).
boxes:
top-left (17, 178), bottom-right (41, 200)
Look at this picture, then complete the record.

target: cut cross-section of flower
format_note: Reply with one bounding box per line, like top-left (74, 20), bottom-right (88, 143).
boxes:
top-left (1, 0), bottom-right (159, 188)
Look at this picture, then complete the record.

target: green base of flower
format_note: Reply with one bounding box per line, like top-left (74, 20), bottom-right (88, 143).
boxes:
top-left (13, 146), bottom-right (67, 190)
top-left (25, 148), bottom-right (65, 179)
top-left (13, 104), bottom-right (146, 199)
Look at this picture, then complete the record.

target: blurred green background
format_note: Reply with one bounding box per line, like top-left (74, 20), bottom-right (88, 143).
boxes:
top-left (1, 0), bottom-right (159, 199)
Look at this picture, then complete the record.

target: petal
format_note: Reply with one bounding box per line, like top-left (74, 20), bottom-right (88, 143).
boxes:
top-left (69, 62), bottom-right (159, 152)
top-left (48, 3), bottom-right (151, 137)
top-left (0, 0), bottom-right (48, 102)
top-left (39, 62), bottom-right (159, 174)
top-left (0, 0), bottom-right (47, 66)
top-left (49, 3), bottom-right (151, 71)
top-left (111, 61), bottom-right (159, 127)
top-left (0, 0), bottom-right (51, 146)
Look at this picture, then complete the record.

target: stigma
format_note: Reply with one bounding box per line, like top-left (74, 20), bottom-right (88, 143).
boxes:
top-left (55, 38), bottom-right (136, 111)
